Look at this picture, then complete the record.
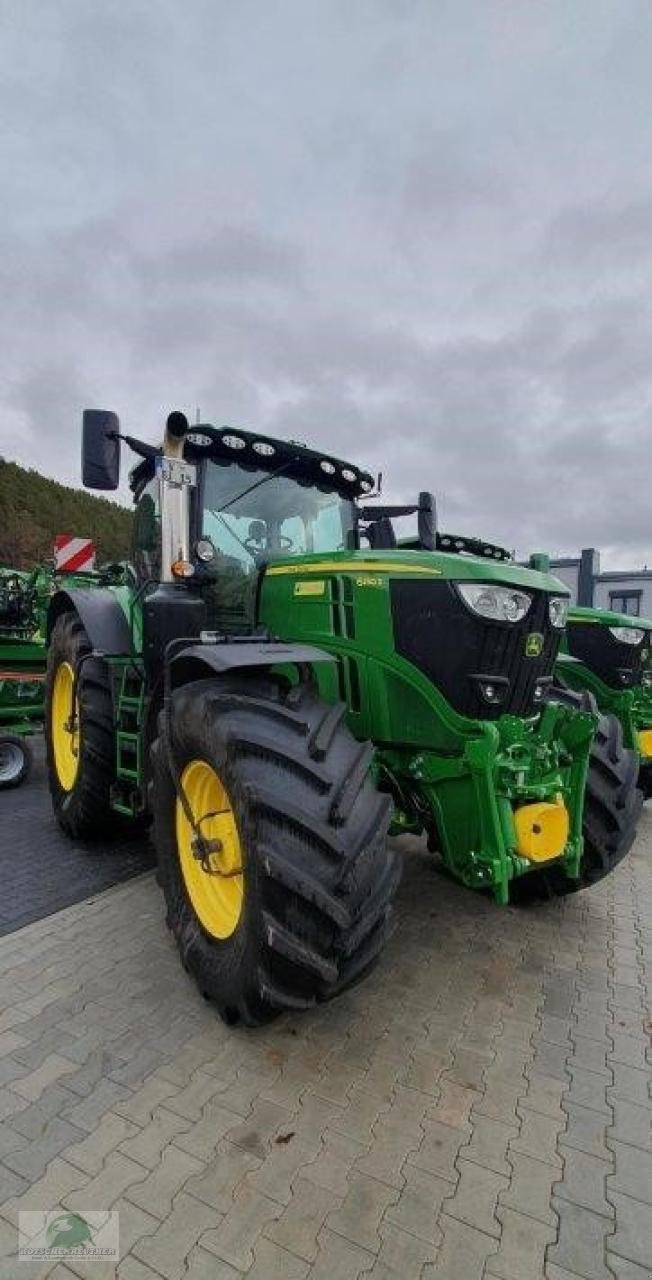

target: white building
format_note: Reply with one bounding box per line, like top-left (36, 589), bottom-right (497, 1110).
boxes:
top-left (549, 549), bottom-right (652, 618)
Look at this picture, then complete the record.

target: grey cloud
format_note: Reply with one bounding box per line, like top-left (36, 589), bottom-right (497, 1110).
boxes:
top-left (0, 1), bottom-right (651, 570)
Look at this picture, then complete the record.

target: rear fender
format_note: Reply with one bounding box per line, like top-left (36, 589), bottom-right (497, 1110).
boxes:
top-left (47, 589), bottom-right (132, 655)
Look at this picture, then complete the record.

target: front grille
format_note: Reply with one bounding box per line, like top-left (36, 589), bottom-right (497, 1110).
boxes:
top-left (390, 579), bottom-right (561, 720)
top-left (566, 622), bottom-right (647, 689)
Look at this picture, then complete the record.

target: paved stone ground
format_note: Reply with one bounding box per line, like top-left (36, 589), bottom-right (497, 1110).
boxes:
top-left (0, 807), bottom-right (650, 1279)
top-left (0, 740), bottom-right (154, 935)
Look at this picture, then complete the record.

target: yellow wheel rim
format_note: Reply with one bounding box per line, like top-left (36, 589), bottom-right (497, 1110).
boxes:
top-left (176, 760), bottom-right (244, 940)
top-left (51, 661), bottom-right (80, 791)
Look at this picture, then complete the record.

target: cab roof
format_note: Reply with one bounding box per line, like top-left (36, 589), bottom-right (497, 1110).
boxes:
top-left (130, 423), bottom-right (375, 500)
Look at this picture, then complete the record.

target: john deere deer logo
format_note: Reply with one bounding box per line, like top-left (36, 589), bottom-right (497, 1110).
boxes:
top-left (525, 633), bottom-right (544, 658)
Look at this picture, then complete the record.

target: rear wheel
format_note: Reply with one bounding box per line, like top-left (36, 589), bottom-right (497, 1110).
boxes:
top-left (0, 736), bottom-right (32, 789)
top-left (45, 612), bottom-right (117, 838)
top-left (522, 685), bottom-right (643, 897)
top-left (151, 677), bottom-right (400, 1026)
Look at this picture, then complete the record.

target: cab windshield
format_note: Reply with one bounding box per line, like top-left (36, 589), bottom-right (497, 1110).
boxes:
top-left (200, 459), bottom-right (356, 631)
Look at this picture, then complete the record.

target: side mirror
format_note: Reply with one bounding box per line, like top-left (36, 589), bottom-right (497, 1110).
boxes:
top-left (82, 410), bottom-right (121, 490)
top-left (418, 491), bottom-right (436, 551)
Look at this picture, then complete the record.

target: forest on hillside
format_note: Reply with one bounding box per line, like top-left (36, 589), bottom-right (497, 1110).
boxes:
top-left (0, 458), bottom-right (133, 569)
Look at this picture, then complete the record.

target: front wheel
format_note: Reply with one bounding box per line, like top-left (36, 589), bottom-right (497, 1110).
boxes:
top-left (151, 677), bottom-right (400, 1026)
top-left (0, 736), bottom-right (32, 789)
top-left (524, 686), bottom-right (643, 898)
top-left (45, 612), bottom-right (117, 838)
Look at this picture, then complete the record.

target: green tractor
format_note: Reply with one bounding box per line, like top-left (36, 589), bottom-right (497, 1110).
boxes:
top-left (43, 411), bottom-right (640, 1025)
top-left (554, 603), bottom-right (652, 800)
top-left (0, 566), bottom-right (49, 788)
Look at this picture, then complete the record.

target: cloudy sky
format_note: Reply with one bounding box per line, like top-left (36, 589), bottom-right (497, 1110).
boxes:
top-left (1, 0), bottom-right (651, 566)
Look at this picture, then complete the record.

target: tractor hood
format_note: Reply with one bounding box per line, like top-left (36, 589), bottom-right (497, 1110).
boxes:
top-left (568, 604), bottom-right (652, 632)
top-left (264, 547), bottom-right (570, 595)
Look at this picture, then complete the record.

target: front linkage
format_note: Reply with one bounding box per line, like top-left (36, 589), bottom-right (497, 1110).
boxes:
top-left (381, 699), bottom-right (596, 903)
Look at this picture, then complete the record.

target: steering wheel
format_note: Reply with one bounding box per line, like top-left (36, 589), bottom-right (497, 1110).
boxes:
top-left (243, 533), bottom-right (294, 557)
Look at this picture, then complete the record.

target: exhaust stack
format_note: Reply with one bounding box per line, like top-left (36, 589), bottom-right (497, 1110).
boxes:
top-left (163, 411), bottom-right (189, 459)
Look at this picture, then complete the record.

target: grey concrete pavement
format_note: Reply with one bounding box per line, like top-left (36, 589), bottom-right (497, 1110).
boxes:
top-left (0, 805), bottom-right (650, 1278)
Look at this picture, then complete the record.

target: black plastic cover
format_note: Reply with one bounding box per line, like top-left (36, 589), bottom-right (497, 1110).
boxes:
top-left (391, 579), bottom-right (561, 720)
top-left (566, 622), bottom-right (647, 689)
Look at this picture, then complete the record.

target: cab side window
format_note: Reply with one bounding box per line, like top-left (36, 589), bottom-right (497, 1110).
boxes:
top-left (133, 480), bottom-right (161, 583)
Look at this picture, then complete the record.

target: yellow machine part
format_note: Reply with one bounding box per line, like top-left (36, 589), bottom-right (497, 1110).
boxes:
top-left (514, 800), bottom-right (569, 863)
top-left (637, 729), bottom-right (652, 759)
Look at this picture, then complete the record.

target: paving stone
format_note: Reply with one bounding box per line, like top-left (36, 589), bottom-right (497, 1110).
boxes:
top-left (200, 1183), bottom-right (281, 1271)
top-left (114, 1076), bottom-right (178, 1127)
top-left (300, 1130), bottom-right (365, 1196)
top-left (555, 1144), bottom-right (614, 1217)
top-left (181, 1246), bottom-right (241, 1280)
top-left (561, 1102), bottom-right (613, 1163)
top-left (126, 1145), bottom-right (205, 1219)
top-left (65, 1111), bottom-right (139, 1175)
top-left (422, 1215), bottom-right (497, 1279)
top-left (65, 1078), bottom-right (133, 1132)
top-left (606, 1255), bottom-right (652, 1280)
top-left (461, 1112), bottom-right (517, 1176)
top-left (64, 1150), bottom-right (147, 1212)
top-left (485, 1205), bottom-right (557, 1279)
top-left (570, 1035), bottom-right (612, 1078)
top-left (329, 1086), bottom-right (390, 1144)
top-left (222, 1098), bottom-right (293, 1161)
top-left (521, 1069), bottom-right (567, 1118)
top-left (408, 1119), bottom-right (466, 1181)
top-left (131, 1191), bottom-right (219, 1280)
top-left (444, 1158), bottom-right (507, 1237)
top-left (266, 1176), bottom-right (341, 1261)
top-left (384, 1164), bottom-right (449, 1243)
top-left (119, 1106), bottom-right (192, 1169)
top-left (247, 1134), bottom-right (317, 1204)
top-left (2, 1116), bottom-right (86, 1181)
top-left (499, 1151), bottom-right (557, 1226)
top-left (171, 1095), bottom-right (250, 1164)
top-left (9, 1082), bottom-right (78, 1139)
top-left (186, 1140), bottom-right (261, 1213)
top-left (609, 1064), bottom-right (652, 1109)
top-left (0, 1155), bottom-right (86, 1225)
top-left (609, 1034), bottom-right (650, 1071)
top-left (0, 1161), bottom-right (28, 1207)
top-left (566, 1066), bottom-right (612, 1115)
top-left (608, 1140), bottom-right (652, 1206)
top-left (367, 1220), bottom-right (437, 1277)
top-left (509, 1106), bottom-right (564, 1167)
top-left (548, 1195), bottom-right (615, 1280)
top-left (443, 1047), bottom-right (491, 1091)
top-left (308, 1226), bottom-right (374, 1280)
top-left (326, 1169), bottom-right (399, 1252)
top-left (429, 1080), bottom-right (478, 1129)
top-left (532, 1039), bottom-right (572, 1081)
top-left (248, 1237), bottom-right (310, 1279)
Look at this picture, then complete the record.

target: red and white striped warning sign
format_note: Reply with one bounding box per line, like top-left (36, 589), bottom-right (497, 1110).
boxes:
top-left (54, 535), bottom-right (96, 573)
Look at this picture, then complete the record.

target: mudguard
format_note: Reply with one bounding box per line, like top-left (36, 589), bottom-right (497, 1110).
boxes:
top-left (169, 639), bottom-right (335, 688)
top-left (47, 589), bottom-right (132, 654)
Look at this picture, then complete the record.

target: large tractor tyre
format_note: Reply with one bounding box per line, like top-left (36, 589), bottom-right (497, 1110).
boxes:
top-left (0, 735), bottom-right (33, 789)
top-left (524, 685), bottom-right (643, 898)
top-left (151, 677), bottom-right (400, 1027)
top-left (45, 611), bottom-right (118, 839)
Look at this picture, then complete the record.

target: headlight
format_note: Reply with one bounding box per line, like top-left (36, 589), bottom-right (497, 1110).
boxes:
top-left (457, 582), bottom-right (532, 623)
top-left (195, 538), bottom-right (216, 563)
top-left (609, 626), bottom-right (645, 645)
top-left (548, 596), bottom-right (569, 629)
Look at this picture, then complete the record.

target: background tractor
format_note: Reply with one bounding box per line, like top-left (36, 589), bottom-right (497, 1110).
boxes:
top-left (553, 602), bottom-right (652, 800)
top-left (0, 566), bottom-right (48, 787)
top-left (43, 411), bottom-right (641, 1025)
